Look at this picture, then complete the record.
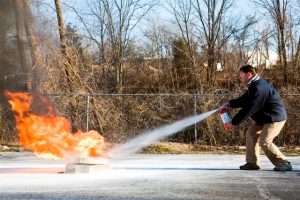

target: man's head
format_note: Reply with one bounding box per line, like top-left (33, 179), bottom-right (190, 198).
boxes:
top-left (239, 65), bottom-right (256, 85)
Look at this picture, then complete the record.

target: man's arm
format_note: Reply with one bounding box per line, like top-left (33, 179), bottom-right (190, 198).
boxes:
top-left (231, 87), bottom-right (267, 125)
top-left (229, 91), bottom-right (248, 108)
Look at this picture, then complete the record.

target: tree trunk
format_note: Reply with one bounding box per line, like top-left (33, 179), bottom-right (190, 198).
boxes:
top-left (116, 58), bottom-right (123, 93)
top-left (54, 0), bottom-right (78, 132)
top-left (54, 0), bottom-right (74, 85)
top-left (14, 0), bottom-right (32, 92)
top-left (207, 45), bottom-right (215, 86)
top-left (296, 36), bottom-right (300, 86)
top-left (54, 0), bottom-right (66, 54)
top-left (280, 26), bottom-right (288, 82)
top-left (275, 0), bottom-right (288, 82)
top-left (24, 0), bottom-right (40, 92)
top-left (296, 36), bottom-right (300, 62)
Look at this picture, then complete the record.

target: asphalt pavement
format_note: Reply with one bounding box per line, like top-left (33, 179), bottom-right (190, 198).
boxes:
top-left (0, 152), bottom-right (299, 200)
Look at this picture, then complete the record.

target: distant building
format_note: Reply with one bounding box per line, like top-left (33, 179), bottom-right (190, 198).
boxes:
top-left (203, 62), bottom-right (224, 71)
top-left (216, 62), bottom-right (223, 71)
top-left (246, 50), bottom-right (278, 69)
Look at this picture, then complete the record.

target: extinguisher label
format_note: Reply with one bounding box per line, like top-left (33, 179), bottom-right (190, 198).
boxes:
top-left (220, 113), bottom-right (231, 124)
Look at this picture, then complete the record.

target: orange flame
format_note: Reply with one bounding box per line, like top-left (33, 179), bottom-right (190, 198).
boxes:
top-left (5, 91), bottom-right (107, 159)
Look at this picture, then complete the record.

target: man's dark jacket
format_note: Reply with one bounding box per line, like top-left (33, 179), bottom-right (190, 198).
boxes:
top-left (229, 77), bottom-right (287, 125)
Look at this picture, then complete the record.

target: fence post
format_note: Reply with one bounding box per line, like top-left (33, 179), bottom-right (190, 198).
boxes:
top-left (86, 95), bottom-right (90, 131)
top-left (194, 94), bottom-right (197, 143)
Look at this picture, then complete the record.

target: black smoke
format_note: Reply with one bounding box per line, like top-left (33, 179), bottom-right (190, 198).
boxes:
top-left (0, 0), bottom-right (33, 104)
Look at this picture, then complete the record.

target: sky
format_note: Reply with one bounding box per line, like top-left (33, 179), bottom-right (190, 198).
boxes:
top-left (34, 0), bottom-right (256, 31)
top-left (31, 0), bottom-right (300, 57)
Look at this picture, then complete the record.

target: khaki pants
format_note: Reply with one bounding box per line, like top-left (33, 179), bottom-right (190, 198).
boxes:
top-left (246, 121), bottom-right (286, 166)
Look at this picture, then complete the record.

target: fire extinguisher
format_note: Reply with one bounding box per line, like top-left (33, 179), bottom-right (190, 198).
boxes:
top-left (219, 108), bottom-right (232, 129)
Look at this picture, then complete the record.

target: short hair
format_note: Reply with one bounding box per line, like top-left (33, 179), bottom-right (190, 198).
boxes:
top-left (239, 65), bottom-right (256, 74)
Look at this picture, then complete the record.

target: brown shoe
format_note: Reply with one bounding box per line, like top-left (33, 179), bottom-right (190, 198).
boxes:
top-left (240, 163), bottom-right (260, 170)
top-left (274, 160), bottom-right (292, 171)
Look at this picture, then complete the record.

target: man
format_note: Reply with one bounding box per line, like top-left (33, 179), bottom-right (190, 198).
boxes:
top-left (222, 65), bottom-right (292, 171)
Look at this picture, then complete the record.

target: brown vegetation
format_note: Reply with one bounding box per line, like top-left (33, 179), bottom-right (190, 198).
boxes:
top-left (0, 0), bottom-right (299, 149)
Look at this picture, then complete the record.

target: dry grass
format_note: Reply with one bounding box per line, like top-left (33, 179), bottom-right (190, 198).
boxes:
top-left (142, 142), bottom-right (300, 156)
top-left (1, 142), bottom-right (299, 156)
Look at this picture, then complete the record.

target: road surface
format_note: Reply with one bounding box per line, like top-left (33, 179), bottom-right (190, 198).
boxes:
top-left (0, 152), bottom-right (299, 200)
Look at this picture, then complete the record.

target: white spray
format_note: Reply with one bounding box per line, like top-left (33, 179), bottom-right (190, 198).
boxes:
top-left (110, 108), bottom-right (219, 159)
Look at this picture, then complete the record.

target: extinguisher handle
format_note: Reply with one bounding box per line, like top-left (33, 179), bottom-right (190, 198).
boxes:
top-left (220, 102), bottom-right (230, 110)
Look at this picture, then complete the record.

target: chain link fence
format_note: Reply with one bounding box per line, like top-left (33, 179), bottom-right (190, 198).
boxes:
top-left (1, 93), bottom-right (300, 146)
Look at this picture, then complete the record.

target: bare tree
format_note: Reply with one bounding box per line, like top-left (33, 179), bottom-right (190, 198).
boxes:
top-left (100, 0), bottom-right (157, 92)
top-left (168, 0), bottom-right (200, 90)
top-left (193, 0), bottom-right (235, 85)
top-left (167, 0), bottom-right (256, 86)
top-left (54, 0), bottom-right (85, 89)
top-left (255, 0), bottom-right (290, 82)
top-left (13, 0), bottom-right (33, 91)
top-left (64, 0), bottom-right (157, 92)
top-left (168, 1), bottom-right (196, 66)
top-left (64, 1), bottom-right (108, 64)
top-left (54, 0), bottom-right (86, 132)
top-left (294, 0), bottom-right (300, 82)
top-left (24, 0), bottom-right (44, 92)
top-left (54, 0), bottom-right (66, 54)
top-left (87, 1), bottom-right (108, 64)
top-left (143, 21), bottom-right (174, 92)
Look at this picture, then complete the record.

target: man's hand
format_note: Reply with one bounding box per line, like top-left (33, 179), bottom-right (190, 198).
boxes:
top-left (221, 102), bottom-right (230, 109)
top-left (224, 122), bottom-right (234, 132)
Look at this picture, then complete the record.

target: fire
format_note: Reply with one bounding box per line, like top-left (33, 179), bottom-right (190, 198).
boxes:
top-left (5, 91), bottom-right (107, 159)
